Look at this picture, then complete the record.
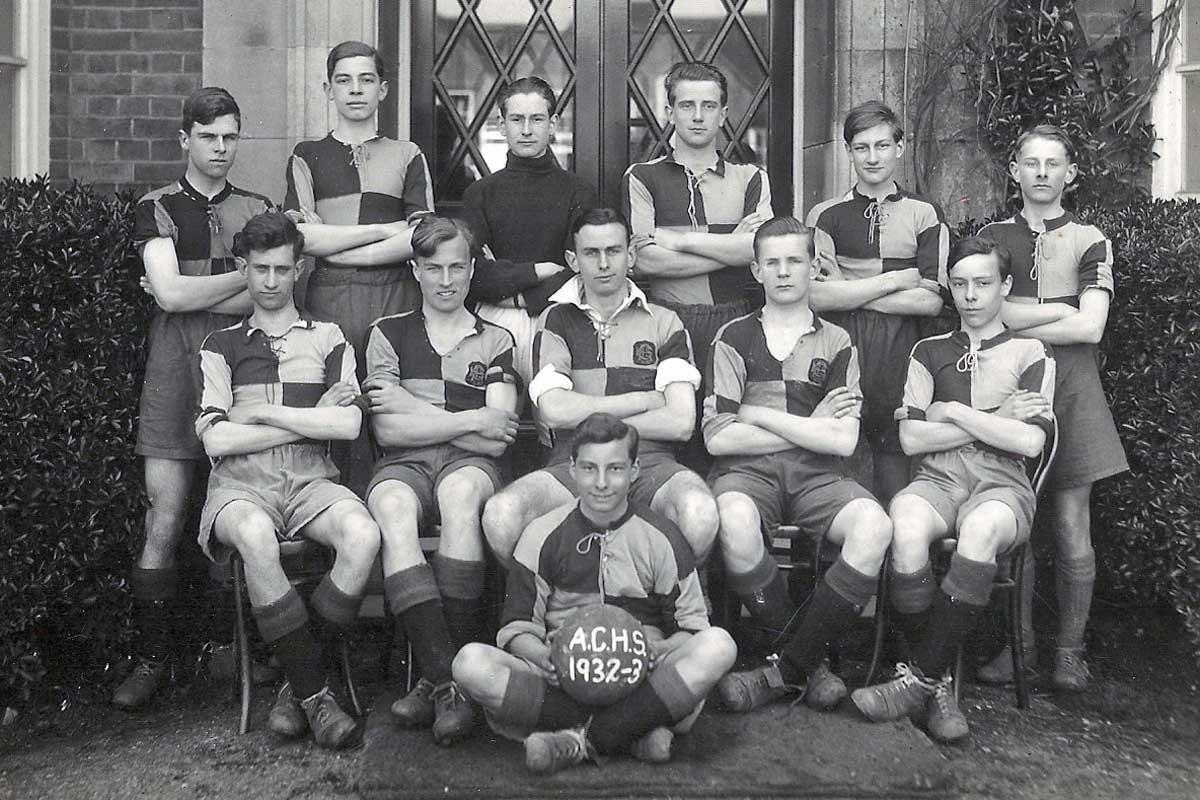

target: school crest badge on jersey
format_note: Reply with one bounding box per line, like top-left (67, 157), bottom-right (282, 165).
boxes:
top-left (808, 358), bottom-right (829, 385)
top-left (465, 361), bottom-right (488, 387)
top-left (632, 341), bottom-right (657, 366)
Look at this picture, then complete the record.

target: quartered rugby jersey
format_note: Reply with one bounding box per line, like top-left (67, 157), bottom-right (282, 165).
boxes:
top-left (364, 308), bottom-right (518, 416)
top-left (623, 149), bottom-right (772, 306)
top-left (895, 329), bottom-right (1056, 457)
top-left (134, 177), bottom-right (273, 280)
top-left (980, 212), bottom-right (1114, 306)
top-left (529, 277), bottom-right (701, 453)
top-left (497, 501), bottom-right (709, 652)
top-left (195, 312), bottom-right (365, 441)
top-left (702, 312), bottom-right (861, 455)
top-left (284, 134), bottom-right (433, 267)
top-left (805, 185), bottom-right (949, 286)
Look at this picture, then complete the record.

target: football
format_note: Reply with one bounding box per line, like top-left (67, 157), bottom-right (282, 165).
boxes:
top-left (551, 604), bottom-right (650, 706)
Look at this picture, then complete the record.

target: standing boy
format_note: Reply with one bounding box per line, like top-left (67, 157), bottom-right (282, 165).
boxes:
top-left (805, 101), bottom-right (948, 503)
top-left (453, 414), bottom-right (737, 773)
top-left (481, 209), bottom-right (718, 564)
top-left (364, 216), bottom-right (520, 745)
top-left (704, 217), bottom-right (893, 702)
top-left (851, 236), bottom-right (1055, 742)
top-left (976, 125), bottom-right (1127, 691)
top-left (195, 212), bottom-right (382, 750)
top-left (461, 76), bottom-right (597, 384)
top-left (115, 87), bottom-right (275, 709)
top-left (284, 40), bottom-right (434, 492)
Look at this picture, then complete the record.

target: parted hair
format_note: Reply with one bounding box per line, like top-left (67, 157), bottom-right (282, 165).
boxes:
top-left (949, 235), bottom-right (1012, 281)
top-left (842, 100), bottom-right (903, 144)
top-left (571, 413), bottom-right (640, 461)
top-left (411, 215), bottom-right (474, 259)
top-left (1011, 124), bottom-right (1077, 164)
top-left (233, 212), bottom-right (305, 261)
top-left (753, 216), bottom-right (815, 259)
top-left (497, 76), bottom-right (558, 117)
top-left (182, 87), bottom-right (241, 134)
top-left (326, 40), bottom-right (386, 81)
top-left (664, 61), bottom-right (728, 106)
top-left (571, 207), bottom-right (630, 241)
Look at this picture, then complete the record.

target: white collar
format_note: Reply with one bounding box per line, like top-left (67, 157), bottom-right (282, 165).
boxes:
top-left (548, 276), bottom-right (650, 319)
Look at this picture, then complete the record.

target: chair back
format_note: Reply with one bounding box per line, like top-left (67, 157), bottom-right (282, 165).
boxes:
top-left (1026, 414), bottom-right (1059, 498)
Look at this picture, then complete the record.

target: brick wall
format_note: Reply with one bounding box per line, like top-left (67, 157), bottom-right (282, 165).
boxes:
top-left (50, 0), bottom-right (203, 196)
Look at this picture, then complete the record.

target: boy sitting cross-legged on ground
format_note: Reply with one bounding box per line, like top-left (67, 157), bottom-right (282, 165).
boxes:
top-left (453, 413), bottom-right (737, 774)
top-left (851, 236), bottom-right (1056, 742)
top-left (705, 216), bottom-right (893, 708)
top-left (196, 212), bottom-right (381, 749)
top-left (363, 215), bottom-right (521, 745)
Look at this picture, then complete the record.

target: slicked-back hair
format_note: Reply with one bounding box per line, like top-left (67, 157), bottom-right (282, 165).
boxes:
top-left (571, 207), bottom-right (630, 242)
top-left (1011, 124), bottom-right (1077, 164)
top-left (411, 215), bottom-right (474, 260)
top-left (664, 61), bottom-right (728, 106)
top-left (326, 40), bottom-right (386, 81)
top-left (843, 100), bottom-right (903, 144)
top-left (753, 215), bottom-right (815, 260)
top-left (233, 212), bottom-right (305, 262)
top-left (497, 76), bottom-right (557, 117)
top-left (182, 87), bottom-right (241, 134)
top-left (948, 235), bottom-right (1012, 281)
top-left (571, 413), bottom-right (640, 462)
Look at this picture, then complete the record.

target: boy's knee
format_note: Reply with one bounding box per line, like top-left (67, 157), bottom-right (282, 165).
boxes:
top-left (482, 493), bottom-right (521, 555)
top-left (677, 489), bottom-right (718, 551)
top-left (437, 472), bottom-right (490, 514)
top-left (850, 503), bottom-right (893, 557)
top-left (339, 511), bottom-right (381, 558)
top-left (229, 513), bottom-right (279, 561)
top-left (452, 642), bottom-right (495, 687)
top-left (368, 484), bottom-right (420, 524)
top-left (716, 494), bottom-right (760, 552)
top-left (683, 628), bottom-right (737, 678)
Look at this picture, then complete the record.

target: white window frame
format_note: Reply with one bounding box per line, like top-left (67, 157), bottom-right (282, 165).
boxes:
top-left (3, 0), bottom-right (50, 178)
top-left (1152, 0), bottom-right (1200, 198)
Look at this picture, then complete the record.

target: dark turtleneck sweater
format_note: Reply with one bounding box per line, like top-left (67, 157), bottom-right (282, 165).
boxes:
top-left (462, 149), bottom-right (597, 316)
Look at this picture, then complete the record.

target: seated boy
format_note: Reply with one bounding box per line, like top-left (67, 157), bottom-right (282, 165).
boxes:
top-left (850, 236), bottom-right (1055, 742)
top-left (364, 216), bottom-right (520, 744)
top-left (705, 216), bottom-right (893, 708)
top-left (453, 414), bottom-right (737, 774)
top-left (196, 212), bottom-right (381, 750)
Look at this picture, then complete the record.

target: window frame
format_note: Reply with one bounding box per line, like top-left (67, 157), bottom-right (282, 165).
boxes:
top-left (3, 0), bottom-right (50, 179)
top-left (1152, 0), bottom-right (1200, 198)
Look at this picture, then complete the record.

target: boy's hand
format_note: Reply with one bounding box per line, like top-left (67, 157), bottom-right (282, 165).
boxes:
top-left (919, 278), bottom-right (942, 294)
top-left (472, 407), bottom-right (519, 442)
top-left (925, 401), bottom-right (961, 423)
top-left (811, 386), bottom-right (862, 419)
top-left (530, 649), bottom-right (560, 688)
top-left (653, 227), bottom-right (684, 252)
top-left (365, 380), bottom-right (422, 414)
top-left (226, 405), bottom-right (260, 425)
top-left (318, 381), bottom-right (359, 408)
top-left (733, 210), bottom-right (770, 234)
top-left (285, 208), bottom-right (322, 225)
top-left (647, 634), bottom-right (688, 669)
top-left (139, 275), bottom-right (156, 297)
top-left (996, 390), bottom-right (1051, 421)
top-left (886, 267), bottom-right (923, 292)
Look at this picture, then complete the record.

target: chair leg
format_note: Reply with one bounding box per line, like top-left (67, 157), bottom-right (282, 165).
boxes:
top-left (232, 556), bottom-right (253, 735)
top-left (953, 645), bottom-right (964, 703)
top-left (379, 612), bottom-right (396, 681)
top-left (339, 639), bottom-right (362, 717)
top-left (406, 638), bottom-right (415, 692)
top-left (865, 552), bottom-right (891, 685)
top-left (1011, 546), bottom-right (1030, 710)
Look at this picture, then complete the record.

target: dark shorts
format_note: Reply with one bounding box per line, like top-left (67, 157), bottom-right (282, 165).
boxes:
top-left (710, 451), bottom-right (876, 538)
top-left (826, 309), bottom-right (924, 454)
top-left (544, 447), bottom-right (691, 508)
top-left (198, 442), bottom-right (362, 562)
top-left (307, 267), bottom-right (421, 497)
top-left (1048, 343), bottom-right (1128, 490)
top-left (137, 310), bottom-right (240, 460)
top-left (896, 445), bottom-right (1035, 547)
top-left (366, 443), bottom-right (502, 522)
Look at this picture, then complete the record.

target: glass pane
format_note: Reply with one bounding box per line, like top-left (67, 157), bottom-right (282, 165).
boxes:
top-left (742, 0), bottom-right (770, 54)
top-left (435, 0), bottom-right (462, 57)
top-left (731, 88), bottom-right (769, 167)
top-left (629, 20), bottom-right (685, 126)
top-left (1186, 0), bottom-right (1200, 62)
top-left (0, 0), bottom-right (13, 56)
top-left (0, 65), bottom-right (13, 178)
top-left (672, 0), bottom-right (727, 58)
top-left (433, 93), bottom-right (484, 201)
top-left (477, 0), bottom-right (528, 64)
top-left (548, 0), bottom-right (576, 53)
top-left (712, 23), bottom-right (767, 139)
top-left (514, 22), bottom-right (571, 92)
top-left (1185, 73), bottom-right (1200, 192)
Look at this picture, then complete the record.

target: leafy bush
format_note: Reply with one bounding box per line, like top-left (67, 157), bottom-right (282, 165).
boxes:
top-left (0, 177), bottom-right (147, 706)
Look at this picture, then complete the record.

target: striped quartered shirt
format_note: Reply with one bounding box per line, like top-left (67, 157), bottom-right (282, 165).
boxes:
top-left (497, 501), bottom-right (709, 652)
top-left (702, 312), bottom-right (860, 464)
top-left (196, 312), bottom-right (365, 441)
top-left (805, 185), bottom-right (949, 287)
top-left (623, 150), bottom-right (773, 306)
top-left (528, 277), bottom-right (701, 456)
top-left (979, 212), bottom-right (1114, 306)
top-left (364, 308), bottom-right (518, 416)
top-left (134, 177), bottom-right (273, 282)
top-left (284, 133), bottom-right (433, 270)
top-left (895, 329), bottom-right (1056, 458)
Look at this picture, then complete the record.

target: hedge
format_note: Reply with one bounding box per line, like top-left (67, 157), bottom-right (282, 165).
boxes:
top-left (1, 179), bottom-right (1198, 707)
top-left (0, 178), bottom-right (147, 706)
